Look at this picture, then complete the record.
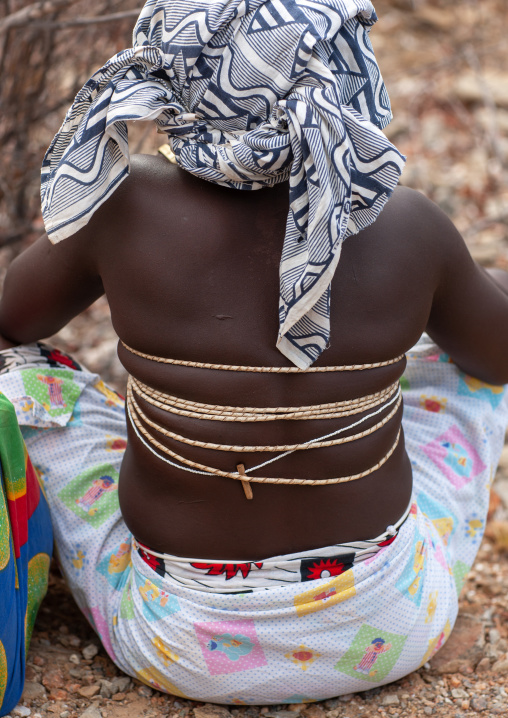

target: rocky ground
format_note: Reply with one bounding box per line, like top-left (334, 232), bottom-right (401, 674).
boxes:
top-left (2, 1), bottom-right (508, 717)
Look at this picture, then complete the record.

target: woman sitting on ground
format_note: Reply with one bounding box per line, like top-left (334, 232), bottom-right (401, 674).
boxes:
top-left (1, 0), bottom-right (508, 712)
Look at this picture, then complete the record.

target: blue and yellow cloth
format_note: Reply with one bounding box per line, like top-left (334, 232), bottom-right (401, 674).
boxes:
top-left (0, 392), bottom-right (52, 716)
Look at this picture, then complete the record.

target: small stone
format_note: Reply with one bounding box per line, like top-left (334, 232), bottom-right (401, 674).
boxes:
top-left (49, 689), bottom-right (68, 702)
top-left (194, 705), bottom-right (232, 718)
top-left (324, 700), bottom-right (339, 710)
top-left (137, 685), bottom-right (153, 698)
top-left (471, 696), bottom-right (488, 712)
top-left (32, 656), bottom-right (45, 667)
top-left (489, 629), bottom-right (501, 645)
top-left (476, 657), bottom-right (491, 673)
top-left (78, 685), bottom-right (101, 698)
top-left (491, 706), bottom-right (507, 715)
top-left (492, 658), bottom-right (508, 674)
top-left (431, 615), bottom-right (484, 674)
top-left (265, 713), bottom-right (297, 718)
top-left (423, 708), bottom-right (433, 716)
top-left (79, 707), bottom-right (103, 718)
top-left (69, 654), bottom-right (80, 665)
top-left (99, 680), bottom-right (113, 699)
top-left (381, 694), bottom-right (400, 706)
top-left (12, 706), bottom-right (31, 717)
top-left (60, 712), bottom-right (70, 718)
top-left (451, 689), bottom-right (468, 699)
top-left (111, 692), bottom-right (125, 702)
top-left (22, 682), bottom-right (47, 702)
top-left (82, 644), bottom-right (99, 660)
top-left (486, 644), bottom-right (500, 660)
top-left (110, 676), bottom-right (130, 693)
top-left (68, 668), bottom-right (83, 680)
top-left (25, 666), bottom-right (40, 682)
top-left (42, 668), bottom-right (65, 691)
top-left (68, 635), bottom-right (81, 648)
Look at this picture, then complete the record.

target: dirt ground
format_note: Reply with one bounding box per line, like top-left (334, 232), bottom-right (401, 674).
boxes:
top-left (3, 1), bottom-right (508, 717)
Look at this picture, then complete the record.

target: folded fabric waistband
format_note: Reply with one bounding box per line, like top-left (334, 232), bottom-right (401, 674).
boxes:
top-left (134, 500), bottom-right (412, 593)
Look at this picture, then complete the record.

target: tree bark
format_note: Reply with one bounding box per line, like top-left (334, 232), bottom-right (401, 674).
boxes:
top-left (0, 0), bottom-right (81, 35)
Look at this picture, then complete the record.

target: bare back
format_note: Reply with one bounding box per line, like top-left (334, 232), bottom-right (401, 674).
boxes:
top-left (2, 154), bottom-right (508, 559)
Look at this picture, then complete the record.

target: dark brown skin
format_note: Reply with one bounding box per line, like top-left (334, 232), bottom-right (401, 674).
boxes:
top-left (1, 154), bottom-right (508, 560)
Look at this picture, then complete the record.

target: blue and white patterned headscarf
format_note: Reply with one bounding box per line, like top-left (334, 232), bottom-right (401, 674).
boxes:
top-left (41, 0), bottom-right (405, 369)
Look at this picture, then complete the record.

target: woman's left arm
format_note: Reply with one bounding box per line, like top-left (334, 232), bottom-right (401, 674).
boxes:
top-left (0, 230), bottom-right (104, 345)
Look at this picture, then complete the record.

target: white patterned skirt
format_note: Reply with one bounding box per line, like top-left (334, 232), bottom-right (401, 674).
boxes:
top-left (0, 337), bottom-right (506, 704)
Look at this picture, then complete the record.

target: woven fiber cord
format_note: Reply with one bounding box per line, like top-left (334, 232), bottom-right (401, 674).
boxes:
top-left (129, 376), bottom-right (399, 423)
top-left (121, 341), bottom-right (404, 374)
top-left (128, 380), bottom-right (402, 453)
top-left (126, 383), bottom-right (402, 485)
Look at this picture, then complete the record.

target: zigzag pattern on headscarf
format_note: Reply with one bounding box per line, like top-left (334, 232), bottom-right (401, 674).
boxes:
top-left (41, 0), bottom-right (405, 369)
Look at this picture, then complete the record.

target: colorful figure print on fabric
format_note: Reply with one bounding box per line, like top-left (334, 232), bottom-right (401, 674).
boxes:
top-left (423, 425), bottom-right (486, 490)
top-left (106, 436), bottom-right (127, 452)
top-left (93, 379), bottom-right (124, 408)
top-left (136, 666), bottom-right (188, 698)
top-left (452, 560), bottom-right (470, 596)
top-left (465, 515), bottom-right (484, 544)
top-left (300, 553), bottom-right (355, 581)
top-left (119, 583), bottom-right (135, 621)
top-left (423, 351), bottom-right (452, 364)
top-left (207, 633), bottom-right (254, 661)
top-left (419, 395), bottom-right (447, 413)
top-left (195, 620), bottom-right (267, 676)
top-left (281, 695), bottom-right (315, 705)
top-left (293, 572), bottom-right (355, 617)
top-left (21, 368), bottom-right (81, 418)
top-left (421, 620), bottom-right (452, 666)
top-left (135, 572), bottom-right (180, 622)
top-left (353, 638), bottom-right (392, 675)
top-left (285, 646), bottom-right (322, 671)
top-left (58, 464), bottom-right (119, 527)
top-left (97, 541), bottom-right (132, 588)
top-left (458, 375), bottom-right (505, 409)
top-left (417, 492), bottom-right (458, 552)
top-left (71, 548), bottom-right (86, 571)
top-left (37, 375), bottom-right (66, 408)
top-left (395, 529), bottom-right (427, 605)
top-left (152, 636), bottom-right (179, 666)
top-left (137, 544), bottom-right (166, 577)
top-left (75, 475), bottom-right (116, 514)
top-left (38, 344), bottom-right (82, 371)
top-left (425, 591), bottom-right (438, 624)
top-left (190, 562), bottom-right (263, 581)
top-left (399, 374), bottom-right (410, 391)
top-left (335, 625), bottom-right (407, 683)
